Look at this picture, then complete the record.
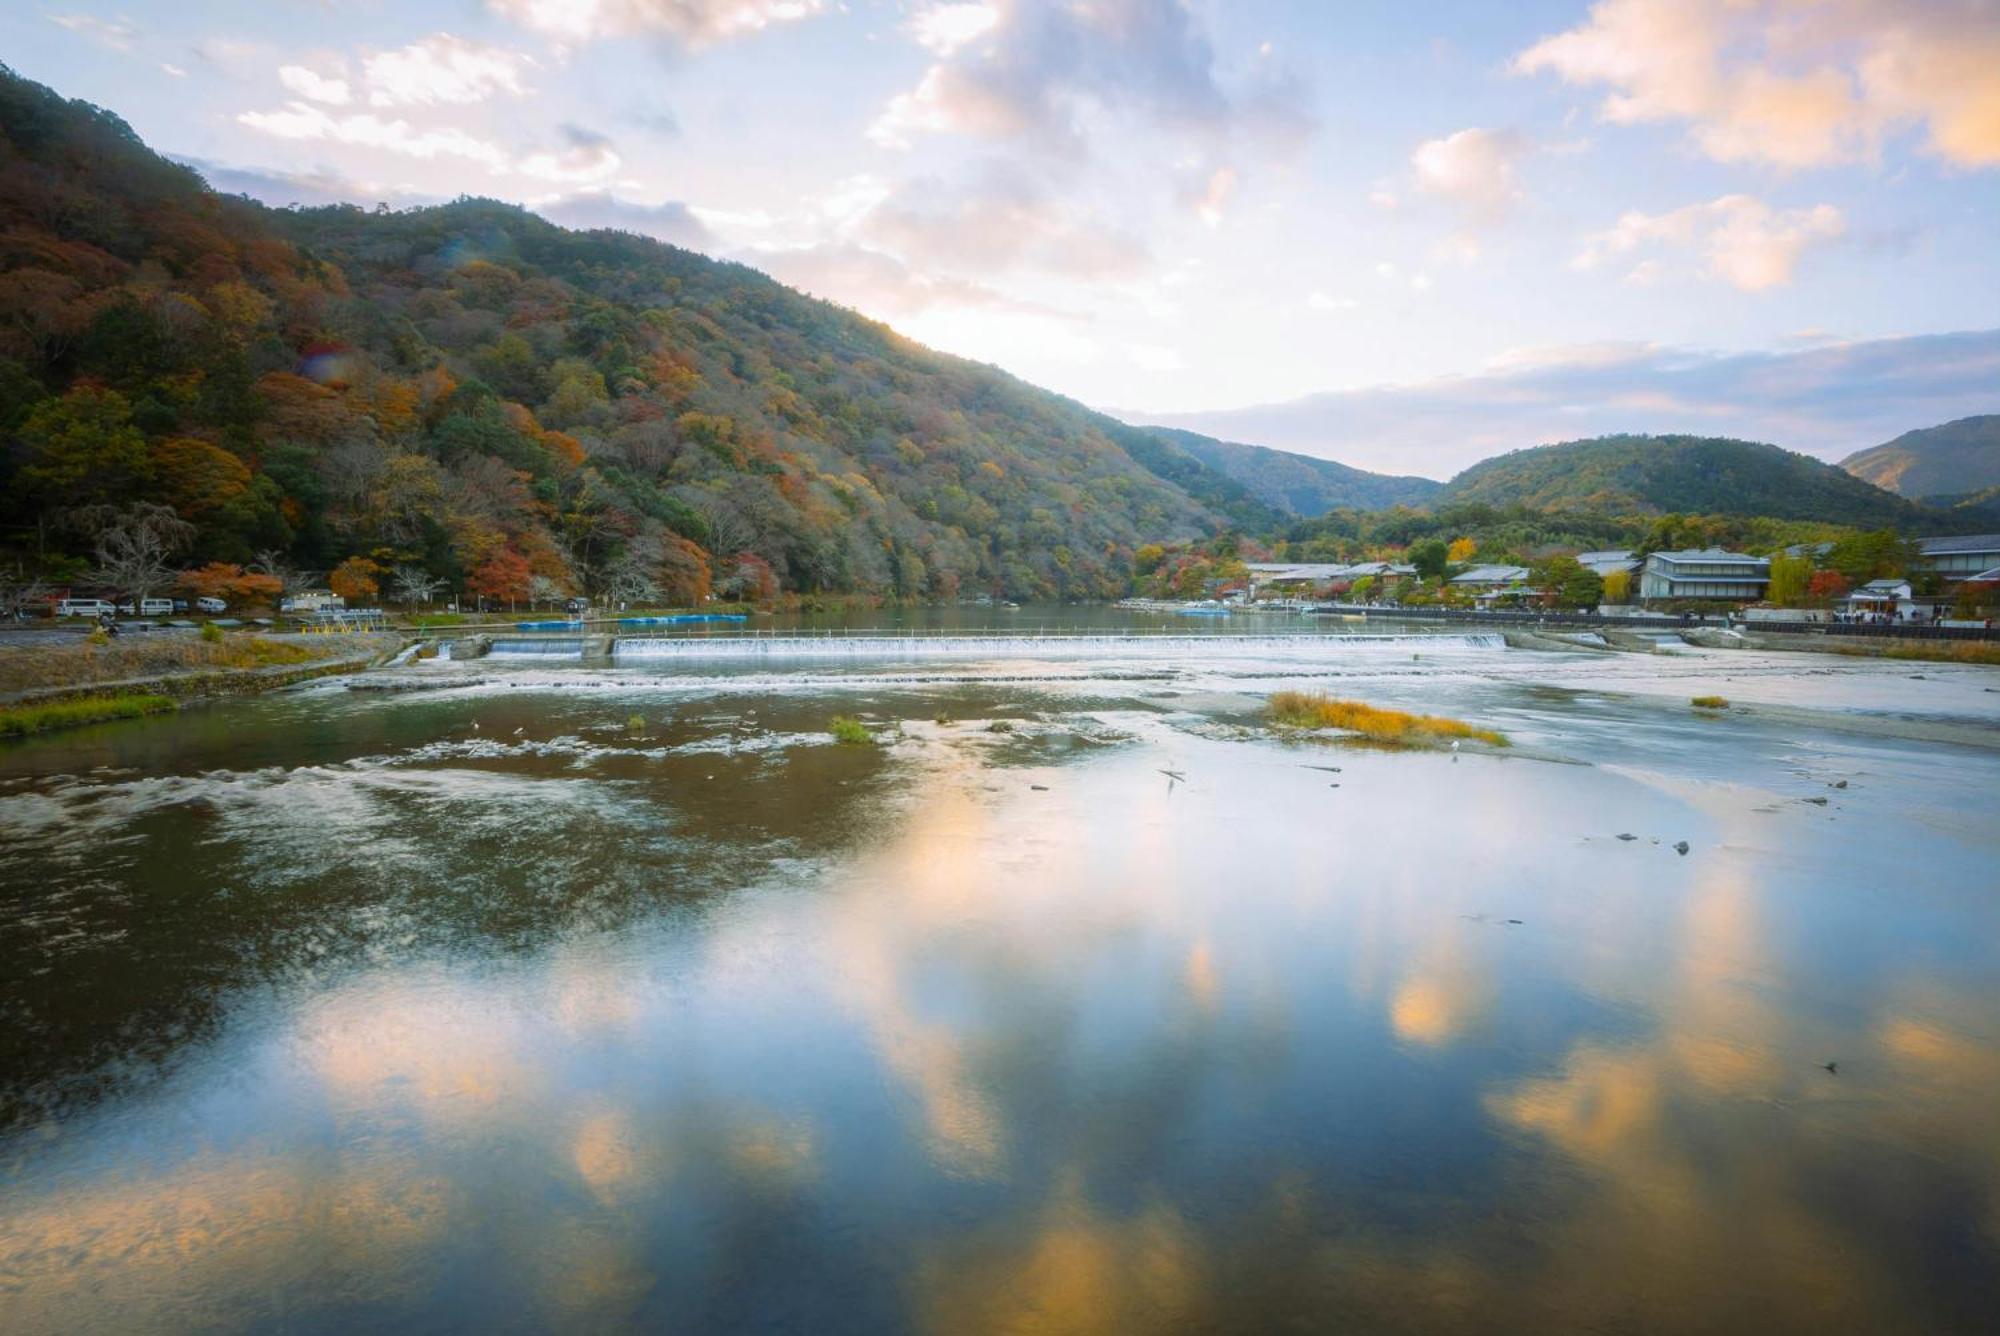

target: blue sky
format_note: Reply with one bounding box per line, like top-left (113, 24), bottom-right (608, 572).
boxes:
top-left (9, 1), bottom-right (1998, 474)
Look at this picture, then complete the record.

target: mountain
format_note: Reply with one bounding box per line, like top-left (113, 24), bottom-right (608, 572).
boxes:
top-left (1840, 415), bottom-right (2000, 503)
top-left (1139, 427), bottom-right (1441, 517)
top-left (0, 64), bottom-right (1251, 603)
top-left (1436, 434), bottom-right (1933, 528)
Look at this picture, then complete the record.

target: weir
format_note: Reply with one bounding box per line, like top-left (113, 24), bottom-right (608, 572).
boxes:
top-left (488, 637), bottom-right (588, 659)
top-left (610, 631), bottom-right (1506, 662)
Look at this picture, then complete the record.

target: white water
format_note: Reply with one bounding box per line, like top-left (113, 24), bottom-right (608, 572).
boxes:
top-left (611, 631), bottom-right (1506, 661)
top-left (488, 638), bottom-right (586, 658)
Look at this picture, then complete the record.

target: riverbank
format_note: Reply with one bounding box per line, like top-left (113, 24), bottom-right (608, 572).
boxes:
top-left (0, 632), bottom-right (405, 733)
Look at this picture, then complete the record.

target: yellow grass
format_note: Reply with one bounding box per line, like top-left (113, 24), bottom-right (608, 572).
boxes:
top-left (1265, 691), bottom-right (1508, 747)
top-left (1691, 695), bottom-right (1729, 709)
top-left (1863, 642), bottom-right (2000, 667)
top-left (0, 634), bottom-right (350, 694)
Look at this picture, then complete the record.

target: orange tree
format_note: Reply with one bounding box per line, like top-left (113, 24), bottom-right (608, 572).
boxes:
top-left (466, 548), bottom-right (532, 609)
top-left (328, 556), bottom-right (381, 604)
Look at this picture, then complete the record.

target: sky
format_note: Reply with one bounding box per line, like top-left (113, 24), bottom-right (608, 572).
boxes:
top-left (8, 0), bottom-right (1999, 477)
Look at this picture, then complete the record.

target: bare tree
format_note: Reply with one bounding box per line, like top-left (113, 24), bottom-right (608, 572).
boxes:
top-left (390, 565), bottom-right (444, 608)
top-left (253, 550), bottom-right (314, 613)
top-left (0, 565), bottom-right (52, 621)
top-left (77, 503), bottom-right (193, 606)
top-left (527, 574), bottom-right (565, 611)
top-left (606, 532), bottom-right (662, 606)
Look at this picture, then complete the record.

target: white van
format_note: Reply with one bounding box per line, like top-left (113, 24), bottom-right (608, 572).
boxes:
top-left (57, 598), bottom-right (117, 618)
top-left (138, 597), bottom-right (173, 616)
top-left (196, 596), bottom-right (227, 614)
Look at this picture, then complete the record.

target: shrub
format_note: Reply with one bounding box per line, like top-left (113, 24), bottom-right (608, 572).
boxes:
top-left (1691, 695), bottom-right (1729, 709)
top-left (199, 620), bottom-right (223, 643)
top-left (829, 715), bottom-right (872, 745)
top-left (1265, 691), bottom-right (1508, 747)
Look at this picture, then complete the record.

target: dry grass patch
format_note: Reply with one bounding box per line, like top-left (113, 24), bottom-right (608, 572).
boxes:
top-left (1871, 642), bottom-right (2000, 667)
top-left (1691, 695), bottom-right (1729, 709)
top-left (0, 634), bottom-right (348, 694)
top-left (1266, 691), bottom-right (1507, 748)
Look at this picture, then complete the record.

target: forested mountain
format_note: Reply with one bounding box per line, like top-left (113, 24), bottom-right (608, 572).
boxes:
top-left (1436, 434), bottom-right (1935, 528)
top-left (1141, 427), bottom-right (1441, 517)
top-left (0, 65), bottom-right (1263, 604)
top-left (1840, 415), bottom-right (2000, 503)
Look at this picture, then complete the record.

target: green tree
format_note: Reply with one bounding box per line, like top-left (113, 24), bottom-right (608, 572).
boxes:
top-left (1530, 554), bottom-right (1605, 609)
top-left (1828, 530), bottom-right (1916, 583)
top-left (1408, 538), bottom-right (1450, 580)
top-left (1767, 553), bottom-right (1812, 606)
top-left (18, 385), bottom-right (152, 510)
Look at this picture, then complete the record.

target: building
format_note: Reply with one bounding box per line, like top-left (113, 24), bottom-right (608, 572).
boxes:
top-left (1576, 549), bottom-right (1639, 578)
top-left (1448, 564), bottom-right (1530, 589)
top-left (1639, 548), bottom-right (1769, 601)
top-left (1244, 563), bottom-right (1354, 592)
top-left (1916, 534), bottom-right (2000, 581)
top-left (1838, 578), bottom-right (1931, 622)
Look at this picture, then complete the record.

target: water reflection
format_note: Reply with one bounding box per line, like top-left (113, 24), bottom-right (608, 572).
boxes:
top-left (2, 663), bottom-right (1998, 1333)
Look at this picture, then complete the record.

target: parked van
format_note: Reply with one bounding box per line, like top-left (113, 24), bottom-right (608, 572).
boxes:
top-left (138, 597), bottom-right (173, 616)
top-left (57, 598), bottom-right (118, 618)
top-left (195, 596), bottom-right (227, 614)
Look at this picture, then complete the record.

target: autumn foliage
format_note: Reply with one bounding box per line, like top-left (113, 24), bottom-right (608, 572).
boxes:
top-left (0, 65), bottom-right (1216, 610)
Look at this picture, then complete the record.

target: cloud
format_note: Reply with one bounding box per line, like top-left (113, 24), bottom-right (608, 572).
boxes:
top-left (1307, 292), bottom-right (1358, 312)
top-left (486, 0), bottom-right (823, 48)
top-left (176, 157), bottom-right (416, 209)
top-left (1515, 0), bottom-right (2000, 169)
top-left (278, 64), bottom-right (352, 106)
top-left (179, 155), bottom-right (713, 252)
top-left (871, 0), bottom-right (1308, 158)
top-left (860, 167), bottom-right (1150, 282)
top-left (1134, 329), bottom-right (2000, 477)
top-left (1411, 127), bottom-right (1529, 226)
top-left (1574, 194), bottom-right (1845, 291)
top-left (47, 13), bottom-right (137, 51)
top-left (516, 123), bottom-right (622, 183)
top-left (748, 241), bottom-right (1051, 319)
top-left (362, 34), bottom-right (536, 107)
top-left (909, 2), bottom-right (1001, 55)
top-left (535, 193), bottom-right (714, 249)
top-left (237, 103), bottom-right (513, 171)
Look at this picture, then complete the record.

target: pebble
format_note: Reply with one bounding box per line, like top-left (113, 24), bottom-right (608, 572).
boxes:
top-left (1616, 833), bottom-right (1637, 841)
top-left (1674, 841), bottom-right (1689, 855)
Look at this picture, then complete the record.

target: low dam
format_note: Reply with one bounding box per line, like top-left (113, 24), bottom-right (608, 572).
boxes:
top-left (608, 631), bottom-right (1506, 662)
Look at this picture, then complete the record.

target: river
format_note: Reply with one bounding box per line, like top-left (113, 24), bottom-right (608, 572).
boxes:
top-left (3, 608), bottom-right (1997, 1333)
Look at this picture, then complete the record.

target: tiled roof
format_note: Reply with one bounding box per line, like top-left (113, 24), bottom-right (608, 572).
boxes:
top-left (1917, 534), bottom-right (2000, 555)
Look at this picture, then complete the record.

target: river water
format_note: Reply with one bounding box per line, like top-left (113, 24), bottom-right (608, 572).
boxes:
top-left (3, 609), bottom-right (1997, 1333)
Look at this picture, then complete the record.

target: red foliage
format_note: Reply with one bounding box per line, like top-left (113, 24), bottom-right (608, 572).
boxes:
top-left (467, 548), bottom-right (532, 605)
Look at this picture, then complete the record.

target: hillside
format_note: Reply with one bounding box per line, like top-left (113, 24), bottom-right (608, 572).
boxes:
top-left (0, 65), bottom-right (1243, 603)
top-left (1840, 415), bottom-right (2000, 502)
top-left (1437, 434), bottom-right (1933, 528)
top-left (1141, 427), bottom-right (1441, 517)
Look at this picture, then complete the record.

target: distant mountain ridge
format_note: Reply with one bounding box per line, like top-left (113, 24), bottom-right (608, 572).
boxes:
top-left (1140, 428), bottom-right (1442, 517)
top-left (1839, 415), bottom-right (2000, 502)
top-left (1435, 434), bottom-right (1937, 528)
